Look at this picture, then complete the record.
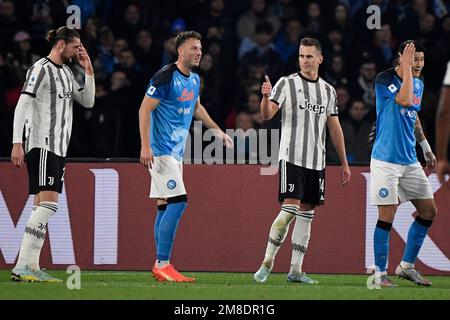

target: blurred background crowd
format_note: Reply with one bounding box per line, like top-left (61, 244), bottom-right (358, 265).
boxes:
top-left (0, 0), bottom-right (449, 164)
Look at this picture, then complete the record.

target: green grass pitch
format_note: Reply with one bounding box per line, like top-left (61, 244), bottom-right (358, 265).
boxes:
top-left (1, 270), bottom-right (449, 300)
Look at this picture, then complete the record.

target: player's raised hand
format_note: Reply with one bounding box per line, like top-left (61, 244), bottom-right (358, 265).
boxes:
top-left (11, 143), bottom-right (25, 168)
top-left (140, 145), bottom-right (154, 169)
top-left (341, 164), bottom-right (351, 186)
top-left (261, 75), bottom-right (272, 97)
top-left (400, 42), bottom-right (415, 68)
top-left (78, 43), bottom-right (93, 75)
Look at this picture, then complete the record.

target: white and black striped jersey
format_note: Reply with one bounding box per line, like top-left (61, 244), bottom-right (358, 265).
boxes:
top-left (270, 72), bottom-right (338, 170)
top-left (21, 57), bottom-right (93, 157)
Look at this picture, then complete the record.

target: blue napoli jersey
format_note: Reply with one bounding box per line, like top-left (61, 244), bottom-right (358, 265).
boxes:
top-left (371, 68), bottom-right (424, 164)
top-left (145, 63), bottom-right (200, 160)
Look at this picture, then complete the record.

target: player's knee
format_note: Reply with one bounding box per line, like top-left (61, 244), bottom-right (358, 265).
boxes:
top-left (300, 203), bottom-right (315, 211)
top-left (38, 201), bottom-right (58, 215)
top-left (420, 205), bottom-right (437, 221)
top-left (157, 198), bottom-right (168, 206)
top-left (38, 190), bottom-right (58, 203)
top-left (167, 194), bottom-right (187, 204)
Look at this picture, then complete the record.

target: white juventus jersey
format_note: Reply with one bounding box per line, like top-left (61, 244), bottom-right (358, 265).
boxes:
top-left (270, 72), bottom-right (338, 170)
top-left (22, 57), bottom-right (83, 157)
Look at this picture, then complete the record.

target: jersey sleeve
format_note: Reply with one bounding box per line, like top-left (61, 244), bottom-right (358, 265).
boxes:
top-left (269, 77), bottom-right (286, 108)
top-left (22, 63), bottom-right (47, 97)
top-left (327, 85), bottom-right (338, 116)
top-left (145, 67), bottom-right (173, 100)
top-left (374, 71), bottom-right (397, 104)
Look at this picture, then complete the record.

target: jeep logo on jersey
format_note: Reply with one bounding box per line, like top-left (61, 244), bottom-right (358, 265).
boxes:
top-left (58, 91), bottom-right (72, 100)
top-left (300, 99), bottom-right (326, 115)
top-left (177, 88), bottom-right (195, 102)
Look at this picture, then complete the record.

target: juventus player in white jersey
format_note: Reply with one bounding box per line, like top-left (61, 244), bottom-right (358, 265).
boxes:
top-left (254, 38), bottom-right (351, 284)
top-left (10, 27), bottom-right (95, 282)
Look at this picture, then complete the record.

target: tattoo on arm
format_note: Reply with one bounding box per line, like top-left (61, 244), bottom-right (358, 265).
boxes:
top-left (414, 117), bottom-right (426, 142)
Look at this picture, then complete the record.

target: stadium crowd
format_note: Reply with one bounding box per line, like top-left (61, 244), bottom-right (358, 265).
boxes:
top-left (0, 0), bottom-right (449, 163)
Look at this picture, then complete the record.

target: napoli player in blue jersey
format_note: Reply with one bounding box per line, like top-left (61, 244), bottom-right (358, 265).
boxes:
top-left (138, 31), bottom-right (233, 282)
top-left (371, 41), bottom-right (437, 287)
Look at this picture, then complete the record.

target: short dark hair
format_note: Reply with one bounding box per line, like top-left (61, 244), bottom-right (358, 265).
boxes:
top-left (175, 31), bottom-right (202, 52)
top-left (47, 26), bottom-right (80, 47)
top-left (300, 37), bottom-right (322, 53)
top-left (255, 20), bottom-right (274, 35)
top-left (398, 40), bottom-right (426, 54)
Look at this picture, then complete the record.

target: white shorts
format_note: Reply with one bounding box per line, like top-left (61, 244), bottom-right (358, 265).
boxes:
top-left (149, 156), bottom-right (187, 199)
top-left (370, 158), bottom-right (433, 205)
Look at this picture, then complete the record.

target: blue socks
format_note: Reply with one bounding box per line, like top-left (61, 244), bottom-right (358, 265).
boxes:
top-left (154, 204), bottom-right (167, 251)
top-left (402, 216), bottom-right (433, 264)
top-left (156, 196), bottom-right (187, 261)
top-left (373, 220), bottom-right (392, 272)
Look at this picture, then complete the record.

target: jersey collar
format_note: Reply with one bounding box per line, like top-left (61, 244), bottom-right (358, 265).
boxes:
top-left (45, 57), bottom-right (63, 68)
top-left (174, 63), bottom-right (190, 78)
top-left (298, 72), bottom-right (319, 83)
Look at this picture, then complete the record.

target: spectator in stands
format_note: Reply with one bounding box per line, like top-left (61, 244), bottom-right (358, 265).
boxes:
top-left (199, 53), bottom-right (225, 128)
top-left (268, 0), bottom-right (298, 22)
top-left (161, 35), bottom-right (177, 67)
top-left (0, 0), bottom-right (23, 52)
top-left (370, 23), bottom-right (397, 71)
top-left (303, 1), bottom-right (326, 38)
top-left (115, 3), bottom-right (145, 43)
top-left (96, 26), bottom-right (115, 75)
top-left (340, 99), bottom-right (373, 163)
top-left (238, 20), bottom-right (283, 83)
top-left (273, 17), bottom-right (304, 63)
top-left (9, 31), bottom-right (40, 81)
top-left (350, 59), bottom-right (377, 118)
top-left (336, 84), bottom-right (350, 116)
top-left (236, 0), bottom-right (281, 40)
top-left (324, 54), bottom-right (349, 87)
top-left (135, 29), bottom-right (160, 77)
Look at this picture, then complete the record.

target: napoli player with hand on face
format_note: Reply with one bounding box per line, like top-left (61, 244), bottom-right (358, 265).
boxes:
top-left (371, 41), bottom-right (437, 287)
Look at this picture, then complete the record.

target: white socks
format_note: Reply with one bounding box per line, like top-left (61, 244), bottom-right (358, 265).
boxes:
top-left (156, 260), bottom-right (170, 268)
top-left (400, 261), bottom-right (414, 269)
top-left (15, 202), bottom-right (57, 270)
top-left (262, 204), bottom-right (298, 269)
top-left (289, 210), bottom-right (314, 275)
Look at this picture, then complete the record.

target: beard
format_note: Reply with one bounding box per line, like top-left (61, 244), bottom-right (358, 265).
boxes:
top-left (61, 55), bottom-right (72, 64)
top-left (60, 49), bottom-right (75, 64)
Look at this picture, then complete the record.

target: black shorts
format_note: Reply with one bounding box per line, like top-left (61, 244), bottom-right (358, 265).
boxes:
top-left (278, 160), bottom-right (325, 205)
top-left (25, 148), bottom-right (65, 194)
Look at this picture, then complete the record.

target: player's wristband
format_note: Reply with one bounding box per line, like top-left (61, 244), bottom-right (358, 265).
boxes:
top-left (419, 140), bottom-right (432, 153)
